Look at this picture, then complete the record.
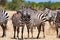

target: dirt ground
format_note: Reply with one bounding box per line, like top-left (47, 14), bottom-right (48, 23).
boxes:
top-left (0, 11), bottom-right (60, 40)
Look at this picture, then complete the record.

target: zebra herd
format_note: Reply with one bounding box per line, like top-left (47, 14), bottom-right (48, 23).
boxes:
top-left (0, 7), bottom-right (60, 39)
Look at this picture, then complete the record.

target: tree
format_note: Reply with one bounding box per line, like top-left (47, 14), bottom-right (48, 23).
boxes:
top-left (5, 0), bottom-right (25, 10)
top-left (0, 0), bottom-right (7, 6)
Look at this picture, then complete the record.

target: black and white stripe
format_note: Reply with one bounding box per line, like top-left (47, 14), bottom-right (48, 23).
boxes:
top-left (44, 8), bottom-right (57, 25)
top-left (31, 10), bottom-right (47, 23)
top-left (0, 9), bottom-right (9, 37)
top-left (0, 10), bottom-right (9, 23)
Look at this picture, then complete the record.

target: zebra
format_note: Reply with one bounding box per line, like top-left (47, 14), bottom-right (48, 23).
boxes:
top-left (21, 7), bottom-right (47, 38)
top-left (11, 10), bottom-right (26, 39)
top-left (55, 9), bottom-right (60, 38)
top-left (30, 10), bottom-right (47, 38)
top-left (44, 8), bottom-right (57, 29)
top-left (0, 9), bottom-right (9, 37)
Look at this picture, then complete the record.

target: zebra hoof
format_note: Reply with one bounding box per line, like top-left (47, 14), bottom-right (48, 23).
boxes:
top-left (57, 35), bottom-right (60, 38)
top-left (1, 36), bottom-right (4, 37)
top-left (13, 37), bottom-right (16, 39)
top-left (17, 36), bottom-right (19, 39)
top-left (11, 37), bottom-right (16, 39)
top-left (59, 35), bottom-right (60, 38)
top-left (1, 35), bottom-right (6, 37)
top-left (36, 36), bottom-right (39, 39)
top-left (21, 36), bottom-right (23, 39)
top-left (43, 36), bottom-right (45, 38)
top-left (13, 36), bottom-right (16, 39)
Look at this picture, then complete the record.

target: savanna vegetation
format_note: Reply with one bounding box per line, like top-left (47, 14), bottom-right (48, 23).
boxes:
top-left (0, 0), bottom-right (60, 10)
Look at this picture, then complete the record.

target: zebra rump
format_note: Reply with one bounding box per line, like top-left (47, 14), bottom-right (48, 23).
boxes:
top-left (0, 10), bottom-right (9, 23)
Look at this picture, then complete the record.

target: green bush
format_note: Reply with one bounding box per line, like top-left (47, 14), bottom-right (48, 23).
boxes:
top-left (4, 0), bottom-right (60, 10)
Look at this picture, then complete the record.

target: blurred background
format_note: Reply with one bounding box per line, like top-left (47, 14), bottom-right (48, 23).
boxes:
top-left (0, 0), bottom-right (60, 11)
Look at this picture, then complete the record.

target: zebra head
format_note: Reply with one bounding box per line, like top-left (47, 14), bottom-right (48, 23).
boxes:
top-left (44, 8), bottom-right (53, 21)
top-left (21, 7), bottom-right (34, 22)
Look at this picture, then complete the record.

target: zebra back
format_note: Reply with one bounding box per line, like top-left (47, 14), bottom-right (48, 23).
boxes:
top-left (30, 10), bottom-right (47, 26)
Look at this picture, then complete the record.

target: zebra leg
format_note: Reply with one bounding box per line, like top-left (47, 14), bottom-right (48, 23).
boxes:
top-left (42, 24), bottom-right (45, 38)
top-left (26, 25), bottom-right (29, 38)
top-left (49, 21), bottom-right (52, 28)
top-left (21, 26), bottom-right (24, 39)
top-left (56, 25), bottom-right (58, 38)
top-left (17, 27), bottom-right (19, 38)
top-left (1, 20), bottom-right (8, 37)
top-left (37, 25), bottom-right (41, 39)
top-left (1, 24), bottom-right (6, 37)
top-left (13, 26), bottom-right (16, 39)
top-left (31, 27), bottom-right (33, 38)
